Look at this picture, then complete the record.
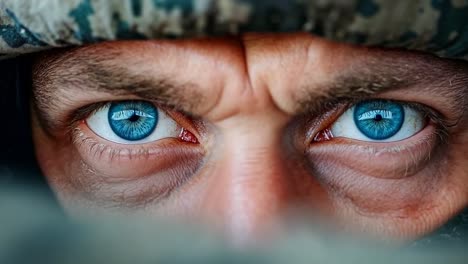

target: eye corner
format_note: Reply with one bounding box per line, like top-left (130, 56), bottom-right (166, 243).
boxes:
top-left (312, 128), bottom-right (334, 143)
top-left (178, 128), bottom-right (199, 144)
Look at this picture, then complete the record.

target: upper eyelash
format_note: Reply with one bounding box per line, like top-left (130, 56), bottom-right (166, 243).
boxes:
top-left (308, 98), bottom-right (450, 144)
top-left (72, 129), bottom-right (154, 162)
top-left (68, 98), bottom-right (450, 145)
top-left (68, 102), bottom-right (109, 125)
top-left (349, 99), bottom-right (449, 129)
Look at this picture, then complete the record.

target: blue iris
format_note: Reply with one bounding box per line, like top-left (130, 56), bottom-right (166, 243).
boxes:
top-left (353, 100), bottom-right (404, 140)
top-left (108, 101), bottom-right (158, 141)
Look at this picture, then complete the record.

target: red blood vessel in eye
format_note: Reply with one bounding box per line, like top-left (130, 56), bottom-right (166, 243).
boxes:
top-left (179, 128), bottom-right (199, 144)
top-left (314, 128), bottom-right (334, 143)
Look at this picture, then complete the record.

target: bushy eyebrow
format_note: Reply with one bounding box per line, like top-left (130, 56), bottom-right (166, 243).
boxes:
top-left (74, 61), bottom-right (204, 112)
top-left (294, 50), bottom-right (468, 114)
top-left (32, 47), bottom-right (207, 130)
top-left (32, 44), bottom-right (468, 133)
top-left (35, 46), bottom-right (205, 108)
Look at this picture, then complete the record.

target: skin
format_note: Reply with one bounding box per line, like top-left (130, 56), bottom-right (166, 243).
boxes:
top-left (31, 33), bottom-right (468, 244)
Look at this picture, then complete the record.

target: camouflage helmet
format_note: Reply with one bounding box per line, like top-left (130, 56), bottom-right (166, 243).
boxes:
top-left (1, 0), bottom-right (468, 60)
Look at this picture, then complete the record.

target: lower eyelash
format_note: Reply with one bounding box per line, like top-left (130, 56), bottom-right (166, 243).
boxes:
top-left (72, 127), bottom-right (153, 162)
top-left (307, 123), bottom-right (444, 182)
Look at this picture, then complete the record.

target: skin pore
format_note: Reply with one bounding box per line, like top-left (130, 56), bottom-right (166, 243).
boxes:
top-left (31, 33), bottom-right (468, 243)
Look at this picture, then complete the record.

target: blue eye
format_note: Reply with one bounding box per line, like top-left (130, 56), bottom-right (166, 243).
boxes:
top-left (331, 100), bottom-right (426, 142)
top-left (87, 101), bottom-right (181, 145)
top-left (353, 100), bottom-right (404, 140)
top-left (108, 101), bottom-right (158, 141)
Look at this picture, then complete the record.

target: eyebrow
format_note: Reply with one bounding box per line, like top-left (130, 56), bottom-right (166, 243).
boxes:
top-left (33, 46), bottom-right (468, 132)
top-left (37, 49), bottom-right (205, 109)
top-left (78, 61), bottom-right (204, 112)
top-left (294, 51), bottom-right (468, 114)
top-left (32, 49), bottom-right (207, 130)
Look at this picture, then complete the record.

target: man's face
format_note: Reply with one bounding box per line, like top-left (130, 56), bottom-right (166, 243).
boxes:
top-left (31, 33), bottom-right (468, 242)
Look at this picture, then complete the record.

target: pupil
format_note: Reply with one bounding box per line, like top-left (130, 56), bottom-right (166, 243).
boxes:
top-left (374, 114), bottom-right (383, 121)
top-left (129, 114), bottom-right (139, 122)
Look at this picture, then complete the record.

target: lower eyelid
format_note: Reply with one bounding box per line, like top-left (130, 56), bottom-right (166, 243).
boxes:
top-left (307, 123), bottom-right (440, 180)
top-left (66, 116), bottom-right (205, 207)
top-left (305, 125), bottom-right (448, 219)
top-left (75, 155), bottom-right (200, 208)
top-left (72, 123), bottom-right (205, 178)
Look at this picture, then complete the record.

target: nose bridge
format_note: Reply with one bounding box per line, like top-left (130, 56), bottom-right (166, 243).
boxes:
top-left (204, 117), bottom-right (298, 241)
top-left (196, 33), bottom-right (326, 242)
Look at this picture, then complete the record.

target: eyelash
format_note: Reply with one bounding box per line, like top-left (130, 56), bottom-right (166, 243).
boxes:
top-left (72, 128), bottom-right (182, 162)
top-left (69, 98), bottom-right (451, 163)
top-left (307, 99), bottom-right (450, 145)
top-left (68, 101), bottom-right (201, 159)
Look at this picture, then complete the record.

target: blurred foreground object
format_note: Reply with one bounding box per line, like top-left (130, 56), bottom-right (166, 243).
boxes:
top-left (1, 188), bottom-right (467, 264)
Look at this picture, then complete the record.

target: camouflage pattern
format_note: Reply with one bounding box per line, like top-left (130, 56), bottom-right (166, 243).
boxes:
top-left (0, 0), bottom-right (468, 60)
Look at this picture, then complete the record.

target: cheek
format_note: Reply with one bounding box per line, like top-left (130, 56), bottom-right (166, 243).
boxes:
top-left (306, 132), bottom-right (439, 214)
top-left (32, 108), bottom-right (468, 240)
top-left (32, 119), bottom-right (204, 211)
top-left (304, 137), bottom-right (468, 239)
top-left (32, 121), bottom-right (80, 205)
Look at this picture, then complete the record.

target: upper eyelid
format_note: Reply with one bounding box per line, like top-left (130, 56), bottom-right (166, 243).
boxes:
top-left (66, 97), bottom-right (444, 124)
top-left (43, 87), bottom-right (454, 141)
top-left (350, 98), bottom-right (446, 125)
top-left (71, 100), bottom-right (172, 123)
top-left (33, 58), bottom-right (466, 129)
top-left (74, 100), bottom-right (204, 142)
